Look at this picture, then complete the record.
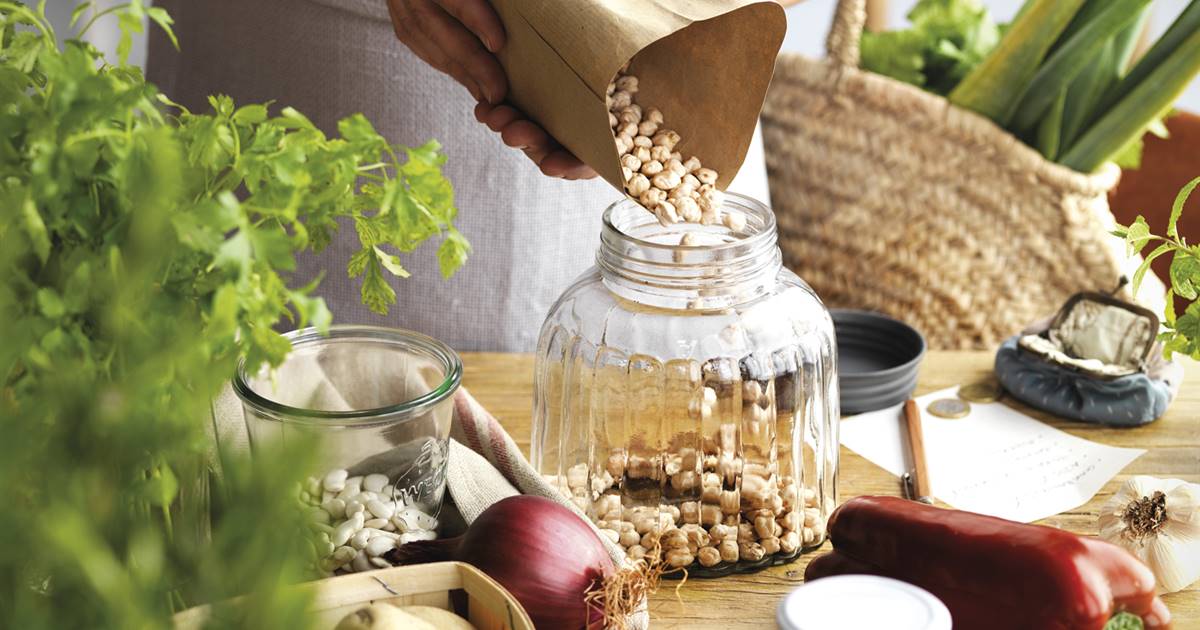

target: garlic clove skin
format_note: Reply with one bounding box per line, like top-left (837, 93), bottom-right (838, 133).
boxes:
top-left (1098, 475), bottom-right (1200, 593)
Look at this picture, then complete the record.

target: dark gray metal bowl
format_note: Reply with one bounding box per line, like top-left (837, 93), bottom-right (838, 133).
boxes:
top-left (832, 310), bottom-right (926, 414)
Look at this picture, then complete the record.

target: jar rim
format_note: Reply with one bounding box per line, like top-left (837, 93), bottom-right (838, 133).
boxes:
top-left (232, 325), bottom-right (462, 424)
top-left (601, 192), bottom-right (777, 253)
top-left (597, 193), bottom-right (782, 309)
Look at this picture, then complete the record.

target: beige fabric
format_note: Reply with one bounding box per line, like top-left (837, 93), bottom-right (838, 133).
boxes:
top-left (761, 0), bottom-right (1164, 350)
top-left (1052, 300), bottom-right (1153, 368)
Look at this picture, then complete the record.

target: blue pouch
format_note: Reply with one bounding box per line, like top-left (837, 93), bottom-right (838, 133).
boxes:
top-left (994, 292), bottom-right (1184, 427)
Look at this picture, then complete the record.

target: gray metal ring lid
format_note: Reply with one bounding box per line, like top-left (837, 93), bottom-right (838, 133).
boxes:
top-left (832, 309), bottom-right (926, 415)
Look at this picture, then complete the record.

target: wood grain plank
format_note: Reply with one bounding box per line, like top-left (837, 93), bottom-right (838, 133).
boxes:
top-left (460, 351), bottom-right (1199, 628)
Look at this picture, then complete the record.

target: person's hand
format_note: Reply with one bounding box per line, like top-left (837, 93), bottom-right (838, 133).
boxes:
top-left (385, 0), bottom-right (596, 179)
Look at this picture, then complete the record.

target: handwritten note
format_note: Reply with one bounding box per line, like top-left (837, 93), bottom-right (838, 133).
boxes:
top-left (840, 387), bottom-right (1145, 523)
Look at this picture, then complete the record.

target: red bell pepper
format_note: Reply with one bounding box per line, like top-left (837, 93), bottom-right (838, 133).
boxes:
top-left (805, 496), bottom-right (1171, 630)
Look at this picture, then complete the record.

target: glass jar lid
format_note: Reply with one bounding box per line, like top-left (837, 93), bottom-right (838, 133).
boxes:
top-left (777, 575), bottom-right (952, 630)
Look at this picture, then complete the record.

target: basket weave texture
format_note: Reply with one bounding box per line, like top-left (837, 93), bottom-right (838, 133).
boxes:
top-left (762, 0), bottom-right (1125, 349)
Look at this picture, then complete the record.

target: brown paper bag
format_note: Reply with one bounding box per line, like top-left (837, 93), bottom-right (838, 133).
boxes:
top-left (490, 0), bottom-right (786, 190)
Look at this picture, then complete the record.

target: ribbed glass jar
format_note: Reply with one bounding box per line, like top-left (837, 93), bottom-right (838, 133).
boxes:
top-left (532, 194), bottom-right (838, 576)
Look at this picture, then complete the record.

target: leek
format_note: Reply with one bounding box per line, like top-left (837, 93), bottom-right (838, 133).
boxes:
top-left (1059, 40), bottom-right (1117, 148)
top-left (1060, 26), bottom-right (1200, 172)
top-left (1036, 91), bottom-right (1067, 160)
top-left (1094, 0), bottom-right (1200, 118)
top-left (948, 0), bottom-right (1086, 125)
top-left (1059, 8), bottom-right (1151, 147)
top-left (1009, 0), bottom-right (1152, 132)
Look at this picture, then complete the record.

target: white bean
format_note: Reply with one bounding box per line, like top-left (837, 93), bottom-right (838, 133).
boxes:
top-left (369, 557), bottom-right (393, 569)
top-left (395, 507), bottom-right (438, 532)
top-left (332, 546), bottom-right (356, 565)
top-left (367, 499), bottom-right (394, 520)
top-left (322, 469), bottom-right (349, 493)
top-left (321, 498), bottom-right (346, 520)
top-left (399, 529), bottom-right (437, 544)
top-left (360, 473), bottom-right (388, 494)
top-left (365, 536), bottom-right (396, 557)
top-left (351, 550), bottom-right (372, 573)
top-left (332, 512), bottom-right (364, 547)
top-left (351, 528), bottom-right (372, 550)
top-left (364, 518), bottom-right (390, 530)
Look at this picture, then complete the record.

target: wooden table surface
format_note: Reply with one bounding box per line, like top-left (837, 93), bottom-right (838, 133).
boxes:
top-left (461, 351), bottom-right (1200, 629)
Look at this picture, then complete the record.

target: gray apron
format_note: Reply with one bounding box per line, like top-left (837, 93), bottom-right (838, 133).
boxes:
top-left (148, 0), bottom-right (769, 351)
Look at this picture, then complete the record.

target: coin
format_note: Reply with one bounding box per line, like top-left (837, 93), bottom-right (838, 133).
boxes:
top-left (927, 398), bottom-right (970, 419)
top-left (958, 380), bottom-right (1003, 404)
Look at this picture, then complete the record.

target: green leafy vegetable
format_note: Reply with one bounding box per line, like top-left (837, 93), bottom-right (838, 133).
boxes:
top-left (1115, 176), bottom-right (1200, 361)
top-left (949, 0), bottom-right (1086, 124)
top-left (0, 2), bottom-right (468, 628)
top-left (1008, 0), bottom-right (1152, 133)
top-left (1060, 25), bottom-right (1200, 173)
top-left (860, 0), bottom-right (999, 96)
top-left (1093, 0), bottom-right (1200, 128)
top-left (861, 0), bottom-right (1198, 173)
top-left (1103, 612), bottom-right (1145, 630)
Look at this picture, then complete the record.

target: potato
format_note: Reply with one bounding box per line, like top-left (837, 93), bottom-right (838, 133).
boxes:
top-left (333, 604), bottom-right (434, 630)
top-left (398, 605), bottom-right (476, 629)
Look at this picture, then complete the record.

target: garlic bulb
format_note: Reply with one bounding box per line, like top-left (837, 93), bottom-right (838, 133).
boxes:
top-left (1098, 476), bottom-right (1200, 593)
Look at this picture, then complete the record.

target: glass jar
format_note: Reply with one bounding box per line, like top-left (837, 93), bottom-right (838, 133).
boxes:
top-left (234, 326), bottom-right (461, 516)
top-left (532, 195), bottom-right (838, 576)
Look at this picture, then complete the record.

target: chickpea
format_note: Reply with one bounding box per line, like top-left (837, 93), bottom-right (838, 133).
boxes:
top-left (698, 546), bottom-right (721, 567)
top-left (719, 539), bottom-right (739, 563)
top-left (739, 542), bottom-right (765, 562)
top-left (665, 548), bottom-right (694, 568)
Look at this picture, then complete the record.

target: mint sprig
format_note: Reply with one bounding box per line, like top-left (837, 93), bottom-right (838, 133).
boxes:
top-left (1114, 176), bottom-right (1200, 360)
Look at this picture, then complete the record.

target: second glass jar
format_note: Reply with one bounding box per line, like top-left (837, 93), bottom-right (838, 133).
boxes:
top-left (532, 194), bottom-right (839, 576)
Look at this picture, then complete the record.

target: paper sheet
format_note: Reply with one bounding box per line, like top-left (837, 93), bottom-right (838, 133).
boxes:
top-left (840, 387), bottom-right (1145, 523)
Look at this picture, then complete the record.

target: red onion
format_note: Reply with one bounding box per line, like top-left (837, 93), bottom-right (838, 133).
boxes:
top-left (391, 496), bottom-right (621, 629)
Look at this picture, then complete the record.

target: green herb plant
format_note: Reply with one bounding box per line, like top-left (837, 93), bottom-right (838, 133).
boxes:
top-left (1115, 177), bottom-right (1200, 360)
top-left (0, 1), bottom-right (468, 627)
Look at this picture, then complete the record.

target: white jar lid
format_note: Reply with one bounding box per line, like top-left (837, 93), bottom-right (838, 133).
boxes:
top-left (777, 575), bottom-right (952, 630)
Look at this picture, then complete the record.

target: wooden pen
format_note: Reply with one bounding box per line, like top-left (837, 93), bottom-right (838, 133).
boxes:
top-left (902, 398), bottom-right (933, 504)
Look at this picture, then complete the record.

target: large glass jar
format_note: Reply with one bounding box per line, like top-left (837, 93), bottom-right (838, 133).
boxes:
top-left (532, 195), bottom-right (839, 576)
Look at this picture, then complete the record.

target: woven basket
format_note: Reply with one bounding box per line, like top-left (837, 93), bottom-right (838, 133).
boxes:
top-left (762, 0), bottom-right (1127, 350)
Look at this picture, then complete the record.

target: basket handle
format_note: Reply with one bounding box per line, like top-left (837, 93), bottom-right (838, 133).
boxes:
top-left (826, 0), bottom-right (867, 69)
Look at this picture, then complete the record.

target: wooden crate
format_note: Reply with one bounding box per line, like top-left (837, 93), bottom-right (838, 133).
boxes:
top-left (174, 562), bottom-right (534, 630)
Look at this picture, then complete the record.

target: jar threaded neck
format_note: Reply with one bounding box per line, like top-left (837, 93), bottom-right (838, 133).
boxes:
top-left (596, 194), bottom-right (782, 310)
